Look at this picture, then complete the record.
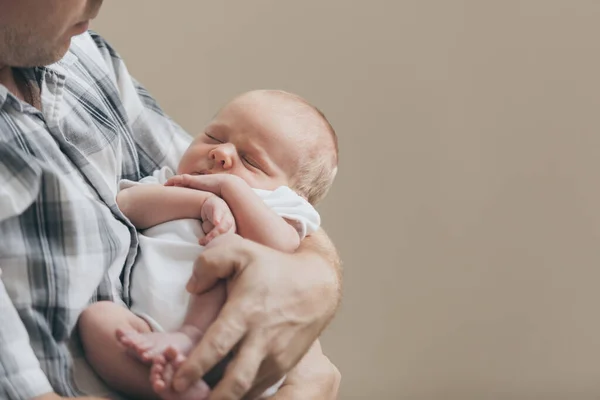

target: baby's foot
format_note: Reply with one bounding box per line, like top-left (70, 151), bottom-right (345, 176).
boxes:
top-left (116, 325), bottom-right (203, 364)
top-left (150, 347), bottom-right (211, 400)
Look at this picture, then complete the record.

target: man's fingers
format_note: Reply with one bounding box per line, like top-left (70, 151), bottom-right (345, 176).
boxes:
top-left (210, 335), bottom-right (265, 400)
top-left (242, 352), bottom-right (292, 400)
top-left (242, 370), bottom-right (284, 400)
top-left (187, 234), bottom-right (249, 294)
top-left (173, 305), bottom-right (247, 393)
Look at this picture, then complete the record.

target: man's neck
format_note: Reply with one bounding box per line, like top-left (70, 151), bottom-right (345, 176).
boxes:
top-left (0, 64), bottom-right (39, 108)
top-left (0, 65), bottom-right (19, 96)
top-left (0, 64), bottom-right (13, 87)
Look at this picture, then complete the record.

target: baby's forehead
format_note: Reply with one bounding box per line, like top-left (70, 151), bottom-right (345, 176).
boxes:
top-left (217, 89), bottom-right (332, 152)
top-left (219, 93), bottom-right (318, 135)
top-left (229, 90), bottom-right (315, 116)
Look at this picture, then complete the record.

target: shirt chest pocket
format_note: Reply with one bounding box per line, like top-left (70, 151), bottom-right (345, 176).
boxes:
top-left (55, 84), bottom-right (135, 200)
top-left (59, 82), bottom-right (128, 156)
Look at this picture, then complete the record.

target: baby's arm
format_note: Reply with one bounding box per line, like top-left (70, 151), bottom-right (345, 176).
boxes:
top-left (117, 184), bottom-right (216, 230)
top-left (222, 179), bottom-right (300, 252)
top-left (167, 175), bottom-right (300, 252)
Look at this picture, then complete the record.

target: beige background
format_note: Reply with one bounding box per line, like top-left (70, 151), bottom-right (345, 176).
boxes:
top-left (95, 1), bottom-right (600, 399)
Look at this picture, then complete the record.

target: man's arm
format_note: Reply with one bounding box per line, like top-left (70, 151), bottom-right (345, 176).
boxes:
top-left (171, 232), bottom-right (342, 400)
top-left (296, 228), bottom-right (343, 312)
top-left (271, 340), bottom-right (341, 400)
top-left (117, 185), bottom-right (216, 230)
top-left (0, 146), bottom-right (59, 400)
top-left (0, 281), bottom-right (55, 400)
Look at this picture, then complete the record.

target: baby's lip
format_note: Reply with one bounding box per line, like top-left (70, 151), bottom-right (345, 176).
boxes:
top-left (191, 170), bottom-right (212, 175)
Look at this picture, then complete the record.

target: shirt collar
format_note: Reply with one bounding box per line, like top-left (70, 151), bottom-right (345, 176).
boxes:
top-left (43, 49), bottom-right (78, 78)
top-left (0, 49), bottom-right (78, 110)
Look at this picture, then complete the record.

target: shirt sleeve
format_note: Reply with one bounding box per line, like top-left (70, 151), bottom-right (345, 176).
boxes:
top-left (0, 282), bottom-right (53, 400)
top-left (0, 146), bottom-right (52, 399)
top-left (84, 32), bottom-right (192, 179)
top-left (255, 186), bottom-right (321, 239)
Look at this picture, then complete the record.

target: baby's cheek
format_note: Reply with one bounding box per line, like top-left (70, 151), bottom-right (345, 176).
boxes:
top-left (176, 157), bottom-right (192, 175)
top-left (228, 170), bottom-right (256, 187)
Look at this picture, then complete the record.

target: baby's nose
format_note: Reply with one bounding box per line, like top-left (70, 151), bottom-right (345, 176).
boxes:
top-left (210, 144), bottom-right (235, 169)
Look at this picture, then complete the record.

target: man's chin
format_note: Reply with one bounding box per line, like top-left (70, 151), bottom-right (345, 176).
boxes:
top-left (16, 39), bottom-right (73, 68)
top-left (42, 39), bottom-right (72, 66)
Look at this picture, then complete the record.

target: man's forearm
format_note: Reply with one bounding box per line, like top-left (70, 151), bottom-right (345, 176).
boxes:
top-left (296, 229), bottom-right (342, 312)
top-left (273, 339), bottom-right (341, 400)
top-left (117, 185), bottom-right (215, 229)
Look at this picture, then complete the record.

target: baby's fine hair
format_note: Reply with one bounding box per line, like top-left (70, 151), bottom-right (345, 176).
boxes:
top-left (267, 90), bottom-right (338, 204)
top-left (293, 104), bottom-right (338, 204)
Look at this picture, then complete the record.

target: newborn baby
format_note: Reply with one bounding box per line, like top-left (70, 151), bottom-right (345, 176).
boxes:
top-left (78, 90), bottom-right (338, 400)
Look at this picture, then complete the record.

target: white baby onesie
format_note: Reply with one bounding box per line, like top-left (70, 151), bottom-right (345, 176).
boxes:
top-left (119, 167), bottom-right (320, 333)
top-left (119, 167), bottom-right (319, 397)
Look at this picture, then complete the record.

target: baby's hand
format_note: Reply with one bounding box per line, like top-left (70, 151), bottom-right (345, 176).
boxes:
top-left (165, 173), bottom-right (246, 197)
top-left (199, 195), bottom-right (236, 245)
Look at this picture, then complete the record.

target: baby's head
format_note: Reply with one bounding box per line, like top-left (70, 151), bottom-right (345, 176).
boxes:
top-left (178, 90), bottom-right (338, 204)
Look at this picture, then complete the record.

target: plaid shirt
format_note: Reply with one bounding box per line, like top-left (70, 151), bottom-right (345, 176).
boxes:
top-left (0, 32), bottom-right (191, 399)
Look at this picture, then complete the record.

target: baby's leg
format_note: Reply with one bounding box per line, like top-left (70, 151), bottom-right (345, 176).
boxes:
top-left (147, 282), bottom-right (238, 399)
top-left (118, 282), bottom-right (226, 363)
top-left (78, 301), bottom-right (159, 399)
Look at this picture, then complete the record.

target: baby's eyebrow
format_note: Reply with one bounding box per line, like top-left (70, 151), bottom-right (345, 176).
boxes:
top-left (206, 122), bottom-right (231, 134)
top-left (206, 122), bottom-right (227, 132)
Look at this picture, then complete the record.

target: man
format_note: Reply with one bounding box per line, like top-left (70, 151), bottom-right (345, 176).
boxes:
top-left (0, 1), bottom-right (342, 399)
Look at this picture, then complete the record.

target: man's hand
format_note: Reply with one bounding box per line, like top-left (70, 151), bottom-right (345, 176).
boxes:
top-left (172, 233), bottom-right (340, 399)
top-left (199, 195), bottom-right (236, 245)
top-left (271, 340), bottom-right (341, 400)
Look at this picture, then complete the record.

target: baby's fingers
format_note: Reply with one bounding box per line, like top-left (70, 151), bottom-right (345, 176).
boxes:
top-left (201, 218), bottom-right (235, 245)
top-left (164, 175), bottom-right (184, 187)
top-left (199, 218), bottom-right (216, 245)
top-left (202, 220), bottom-right (214, 235)
top-left (201, 228), bottom-right (222, 245)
